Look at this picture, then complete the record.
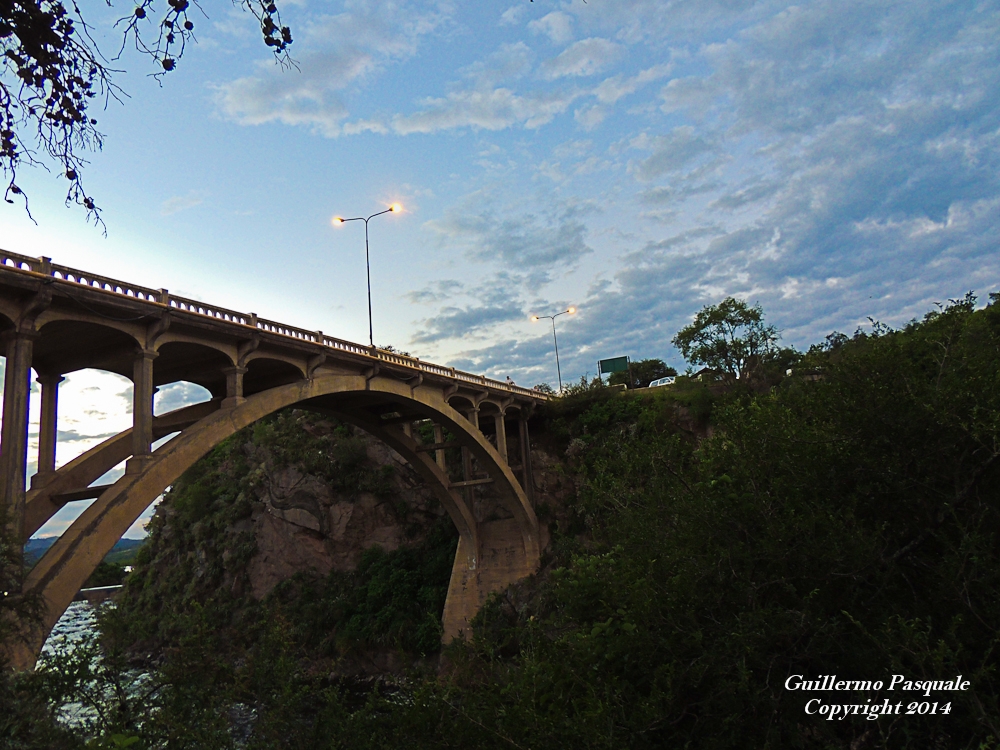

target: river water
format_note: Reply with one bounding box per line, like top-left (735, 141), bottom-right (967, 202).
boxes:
top-left (37, 600), bottom-right (104, 728)
top-left (41, 598), bottom-right (254, 741)
top-left (41, 600), bottom-right (99, 658)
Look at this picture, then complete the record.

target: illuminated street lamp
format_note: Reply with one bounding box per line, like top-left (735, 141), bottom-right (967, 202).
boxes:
top-left (332, 203), bottom-right (403, 349)
top-left (531, 306), bottom-right (576, 393)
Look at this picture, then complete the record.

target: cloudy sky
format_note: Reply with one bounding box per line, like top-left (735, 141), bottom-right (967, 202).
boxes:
top-left (1, 0), bottom-right (997, 536)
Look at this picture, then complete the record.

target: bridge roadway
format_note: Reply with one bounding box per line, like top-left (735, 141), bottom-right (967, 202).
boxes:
top-left (0, 249), bottom-right (547, 670)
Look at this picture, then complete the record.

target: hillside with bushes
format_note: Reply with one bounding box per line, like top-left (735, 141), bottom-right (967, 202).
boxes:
top-left (3, 294), bottom-right (999, 749)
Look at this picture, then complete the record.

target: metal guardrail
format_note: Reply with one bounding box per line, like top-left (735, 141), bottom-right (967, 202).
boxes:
top-left (0, 249), bottom-right (545, 400)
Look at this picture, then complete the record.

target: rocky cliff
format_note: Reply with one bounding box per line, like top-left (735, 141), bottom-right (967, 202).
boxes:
top-left (117, 410), bottom-right (463, 661)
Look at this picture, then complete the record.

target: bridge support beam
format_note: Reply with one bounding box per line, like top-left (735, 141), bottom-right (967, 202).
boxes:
top-left (433, 423), bottom-right (446, 471)
top-left (0, 331), bottom-right (36, 546)
top-left (493, 411), bottom-right (508, 463)
top-left (126, 349), bottom-right (157, 474)
top-left (31, 375), bottom-right (64, 489)
top-left (518, 414), bottom-right (534, 506)
top-left (222, 366), bottom-right (247, 408)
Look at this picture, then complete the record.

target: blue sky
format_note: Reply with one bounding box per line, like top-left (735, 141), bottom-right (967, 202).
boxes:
top-left (2, 0), bottom-right (997, 536)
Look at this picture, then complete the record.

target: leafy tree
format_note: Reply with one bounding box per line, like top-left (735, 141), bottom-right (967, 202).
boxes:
top-left (607, 358), bottom-right (676, 388)
top-left (672, 297), bottom-right (779, 382)
top-left (0, 514), bottom-right (75, 748)
top-left (560, 374), bottom-right (605, 396)
top-left (0, 0), bottom-right (293, 223)
top-left (0, 509), bottom-right (44, 664)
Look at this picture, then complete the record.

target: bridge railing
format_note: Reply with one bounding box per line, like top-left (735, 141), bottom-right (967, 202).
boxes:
top-left (0, 249), bottom-right (545, 400)
top-left (0, 251), bottom-right (165, 302)
top-left (255, 316), bottom-right (321, 342)
top-left (0, 252), bottom-right (39, 273)
top-left (168, 296), bottom-right (252, 326)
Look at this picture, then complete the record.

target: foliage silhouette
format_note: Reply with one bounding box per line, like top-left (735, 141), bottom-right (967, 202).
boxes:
top-left (672, 296), bottom-right (780, 383)
top-left (0, 0), bottom-right (292, 224)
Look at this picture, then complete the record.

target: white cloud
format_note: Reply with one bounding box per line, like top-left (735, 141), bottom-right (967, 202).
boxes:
top-left (540, 38), bottom-right (622, 80)
top-left (593, 63), bottom-right (673, 104)
top-left (499, 4), bottom-right (526, 26)
top-left (629, 127), bottom-right (716, 181)
top-left (528, 11), bottom-right (574, 44)
top-left (341, 118), bottom-right (389, 135)
top-left (413, 296), bottom-right (525, 343)
top-left (213, 1), bottom-right (450, 137)
top-left (462, 42), bottom-right (534, 86)
top-left (574, 105), bottom-right (607, 130)
top-left (392, 87), bottom-right (582, 134)
top-left (160, 191), bottom-right (204, 216)
top-left (425, 190), bottom-right (593, 275)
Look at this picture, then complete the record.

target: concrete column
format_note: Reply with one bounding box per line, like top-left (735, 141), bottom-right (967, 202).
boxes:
top-left (493, 411), bottom-right (508, 463)
top-left (127, 349), bottom-right (157, 473)
top-left (461, 408), bottom-right (478, 507)
top-left (402, 422), bottom-right (412, 438)
top-left (519, 415), bottom-right (534, 505)
top-left (461, 442), bottom-right (474, 484)
top-left (32, 374), bottom-right (64, 486)
top-left (0, 331), bottom-right (36, 545)
top-left (221, 366), bottom-right (247, 408)
top-left (433, 423), bottom-right (447, 471)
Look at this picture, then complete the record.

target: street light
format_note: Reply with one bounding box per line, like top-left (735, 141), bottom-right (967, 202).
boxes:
top-left (332, 203), bottom-right (402, 348)
top-left (531, 306), bottom-right (576, 393)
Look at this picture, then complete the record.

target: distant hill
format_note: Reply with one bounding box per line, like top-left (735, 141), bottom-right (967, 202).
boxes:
top-left (24, 537), bottom-right (145, 568)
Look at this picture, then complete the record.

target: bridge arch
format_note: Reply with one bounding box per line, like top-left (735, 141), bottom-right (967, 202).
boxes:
top-left (243, 354), bottom-right (307, 394)
top-left (0, 302), bottom-right (19, 330)
top-left (15, 373), bottom-right (538, 669)
top-left (153, 341), bottom-right (236, 397)
top-left (33, 320), bottom-right (141, 380)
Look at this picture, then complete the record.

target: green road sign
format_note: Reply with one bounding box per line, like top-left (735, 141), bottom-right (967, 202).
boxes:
top-left (599, 356), bottom-right (629, 374)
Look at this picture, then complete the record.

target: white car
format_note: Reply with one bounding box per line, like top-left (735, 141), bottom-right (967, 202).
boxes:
top-left (648, 376), bottom-right (676, 388)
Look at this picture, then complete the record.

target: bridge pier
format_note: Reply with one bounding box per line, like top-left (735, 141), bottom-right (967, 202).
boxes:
top-left (518, 414), bottom-right (535, 506)
top-left (31, 374), bottom-right (64, 490)
top-left (126, 349), bottom-right (157, 474)
top-left (0, 330), bottom-right (36, 546)
top-left (222, 366), bottom-right (247, 408)
top-left (433, 423), bottom-right (447, 471)
top-left (493, 410), bottom-right (508, 463)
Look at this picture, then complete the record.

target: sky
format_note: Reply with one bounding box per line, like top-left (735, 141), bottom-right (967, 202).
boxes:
top-left (1, 0), bottom-right (997, 537)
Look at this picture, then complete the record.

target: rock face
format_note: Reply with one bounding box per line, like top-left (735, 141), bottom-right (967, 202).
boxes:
top-left (119, 412), bottom-right (454, 637)
top-left (249, 468), bottom-right (442, 599)
top-left (240, 425), bottom-right (448, 599)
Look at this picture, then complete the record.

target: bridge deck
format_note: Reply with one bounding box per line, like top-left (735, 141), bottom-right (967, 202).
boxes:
top-left (0, 248), bottom-right (545, 402)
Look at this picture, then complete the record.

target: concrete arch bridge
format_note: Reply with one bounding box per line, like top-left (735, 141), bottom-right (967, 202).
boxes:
top-left (0, 250), bottom-right (546, 670)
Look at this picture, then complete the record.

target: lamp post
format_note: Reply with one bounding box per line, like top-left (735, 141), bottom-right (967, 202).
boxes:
top-left (332, 203), bottom-right (402, 349)
top-left (531, 307), bottom-right (576, 393)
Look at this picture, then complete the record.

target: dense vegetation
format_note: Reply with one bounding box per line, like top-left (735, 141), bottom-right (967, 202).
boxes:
top-left (2, 294), bottom-right (999, 748)
top-left (108, 410), bottom-right (455, 658)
